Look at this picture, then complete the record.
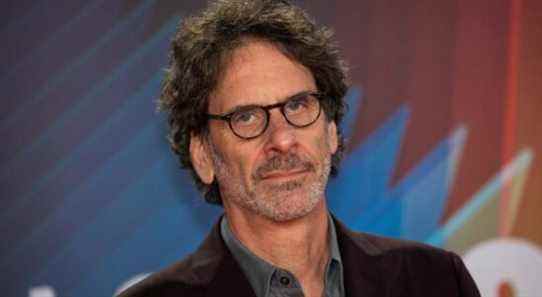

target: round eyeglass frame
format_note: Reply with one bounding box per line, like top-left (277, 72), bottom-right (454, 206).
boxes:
top-left (206, 91), bottom-right (323, 140)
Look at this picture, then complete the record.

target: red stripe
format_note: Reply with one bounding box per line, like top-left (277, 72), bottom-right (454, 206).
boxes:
top-left (501, 0), bottom-right (522, 235)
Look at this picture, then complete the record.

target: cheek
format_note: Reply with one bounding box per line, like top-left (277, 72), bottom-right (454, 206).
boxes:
top-left (315, 135), bottom-right (333, 159)
top-left (221, 143), bottom-right (260, 179)
top-left (311, 123), bottom-right (335, 156)
top-left (209, 126), bottom-right (263, 183)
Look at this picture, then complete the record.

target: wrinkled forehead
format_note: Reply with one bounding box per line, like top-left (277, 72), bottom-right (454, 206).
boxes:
top-left (208, 39), bottom-right (316, 115)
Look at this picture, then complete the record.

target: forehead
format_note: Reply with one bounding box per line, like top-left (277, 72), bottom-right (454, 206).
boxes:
top-left (209, 40), bottom-right (316, 113)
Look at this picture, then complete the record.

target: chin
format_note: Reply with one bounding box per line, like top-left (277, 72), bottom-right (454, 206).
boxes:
top-left (264, 206), bottom-right (315, 222)
top-left (255, 185), bottom-right (324, 222)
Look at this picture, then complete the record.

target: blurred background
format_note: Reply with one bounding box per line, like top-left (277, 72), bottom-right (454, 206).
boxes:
top-left (1, 0), bottom-right (541, 296)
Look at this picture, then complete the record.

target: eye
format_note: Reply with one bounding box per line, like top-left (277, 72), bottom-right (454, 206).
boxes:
top-left (231, 108), bottom-right (263, 126)
top-left (285, 95), bottom-right (310, 114)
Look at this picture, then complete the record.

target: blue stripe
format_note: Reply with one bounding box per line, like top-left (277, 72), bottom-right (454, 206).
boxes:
top-left (33, 158), bottom-right (219, 297)
top-left (0, 0), bottom-right (154, 129)
top-left (1, 121), bottom-right (165, 292)
top-left (0, 0), bottom-right (109, 81)
top-left (0, 16), bottom-right (177, 207)
top-left (9, 15), bottom-right (176, 161)
top-left (356, 126), bottom-right (462, 235)
top-left (0, 72), bottom-right (163, 262)
top-left (328, 104), bottom-right (409, 226)
top-left (340, 86), bottom-right (363, 139)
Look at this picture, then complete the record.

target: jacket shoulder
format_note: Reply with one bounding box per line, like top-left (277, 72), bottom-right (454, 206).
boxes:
top-left (351, 230), bottom-right (449, 256)
top-left (347, 229), bottom-right (459, 270)
top-left (117, 224), bottom-right (226, 297)
top-left (117, 249), bottom-right (222, 297)
top-left (345, 230), bottom-right (480, 296)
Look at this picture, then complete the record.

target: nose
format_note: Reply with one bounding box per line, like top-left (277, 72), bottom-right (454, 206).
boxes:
top-left (263, 109), bottom-right (297, 154)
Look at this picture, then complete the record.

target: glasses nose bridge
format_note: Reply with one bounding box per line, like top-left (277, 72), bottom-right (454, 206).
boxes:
top-left (264, 102), bottom-right (291, 129)
top-left (261, 102), bottom-right (297, 150)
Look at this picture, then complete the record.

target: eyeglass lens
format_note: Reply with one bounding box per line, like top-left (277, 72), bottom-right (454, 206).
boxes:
top-left (230, 93), bottom-right (320, 139)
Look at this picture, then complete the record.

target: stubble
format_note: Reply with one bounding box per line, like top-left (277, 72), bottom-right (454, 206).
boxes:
top-left (209, 137), bottom-right (332, 222)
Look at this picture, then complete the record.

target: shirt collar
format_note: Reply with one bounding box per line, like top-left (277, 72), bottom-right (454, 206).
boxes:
top-left (220, 213), bottom-right (343, 297)
top-left (220, 216), bottom-right (275, 297)
top-left (328, 212), bottom-right (343, 265)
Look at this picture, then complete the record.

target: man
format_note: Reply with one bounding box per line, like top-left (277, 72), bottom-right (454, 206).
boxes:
top-left (119, 1), bottom-right (480, 296)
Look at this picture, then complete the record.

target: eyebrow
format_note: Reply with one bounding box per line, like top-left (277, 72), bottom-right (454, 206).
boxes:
top-left (223, 90), bottom-right (315, 115)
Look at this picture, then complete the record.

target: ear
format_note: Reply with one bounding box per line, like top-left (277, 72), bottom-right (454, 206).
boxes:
top-left (189, 133), bottom-right (215, 184)
top-left (327, 121), bottom-right (338, 154)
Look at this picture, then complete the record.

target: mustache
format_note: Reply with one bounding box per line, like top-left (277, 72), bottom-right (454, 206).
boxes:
top-left (254, 153), bottom-right (315, 180)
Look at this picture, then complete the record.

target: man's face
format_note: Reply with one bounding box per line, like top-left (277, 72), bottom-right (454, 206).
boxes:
top-left (192, 40), bottom-right (338, 222)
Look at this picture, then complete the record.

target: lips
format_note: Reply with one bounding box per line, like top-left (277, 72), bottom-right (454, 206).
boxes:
top-left (259, 168), bottom-right (308, 180)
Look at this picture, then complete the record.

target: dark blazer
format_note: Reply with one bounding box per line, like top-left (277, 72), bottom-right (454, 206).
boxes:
top-left (119, 216), bottom-right (480, 297)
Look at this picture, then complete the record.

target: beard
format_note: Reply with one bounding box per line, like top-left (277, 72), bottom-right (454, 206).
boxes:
top-left (210, 144), bottom-right (332, 222)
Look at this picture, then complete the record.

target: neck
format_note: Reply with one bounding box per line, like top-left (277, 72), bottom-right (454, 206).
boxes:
top-left (224, 199), bottom-right (330, 296)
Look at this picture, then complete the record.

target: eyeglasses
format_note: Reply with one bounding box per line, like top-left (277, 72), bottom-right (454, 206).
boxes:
top-left (207, 91), bottom-right (323, 140)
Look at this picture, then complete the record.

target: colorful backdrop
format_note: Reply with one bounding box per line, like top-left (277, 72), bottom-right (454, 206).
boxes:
top-left (1, 1), bottom-right (541, 296)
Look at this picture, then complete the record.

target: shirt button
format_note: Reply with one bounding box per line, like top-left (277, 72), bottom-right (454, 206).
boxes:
top-left (279, 276), bottom-right (290, 286)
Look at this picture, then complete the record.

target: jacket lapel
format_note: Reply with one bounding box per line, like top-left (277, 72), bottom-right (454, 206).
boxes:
top-left (205, 250), bottom-right (257, 297)
top-left (203, 218), bottom-right (257, 297)
top-left (334, 218), bottom-right (387, 297)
